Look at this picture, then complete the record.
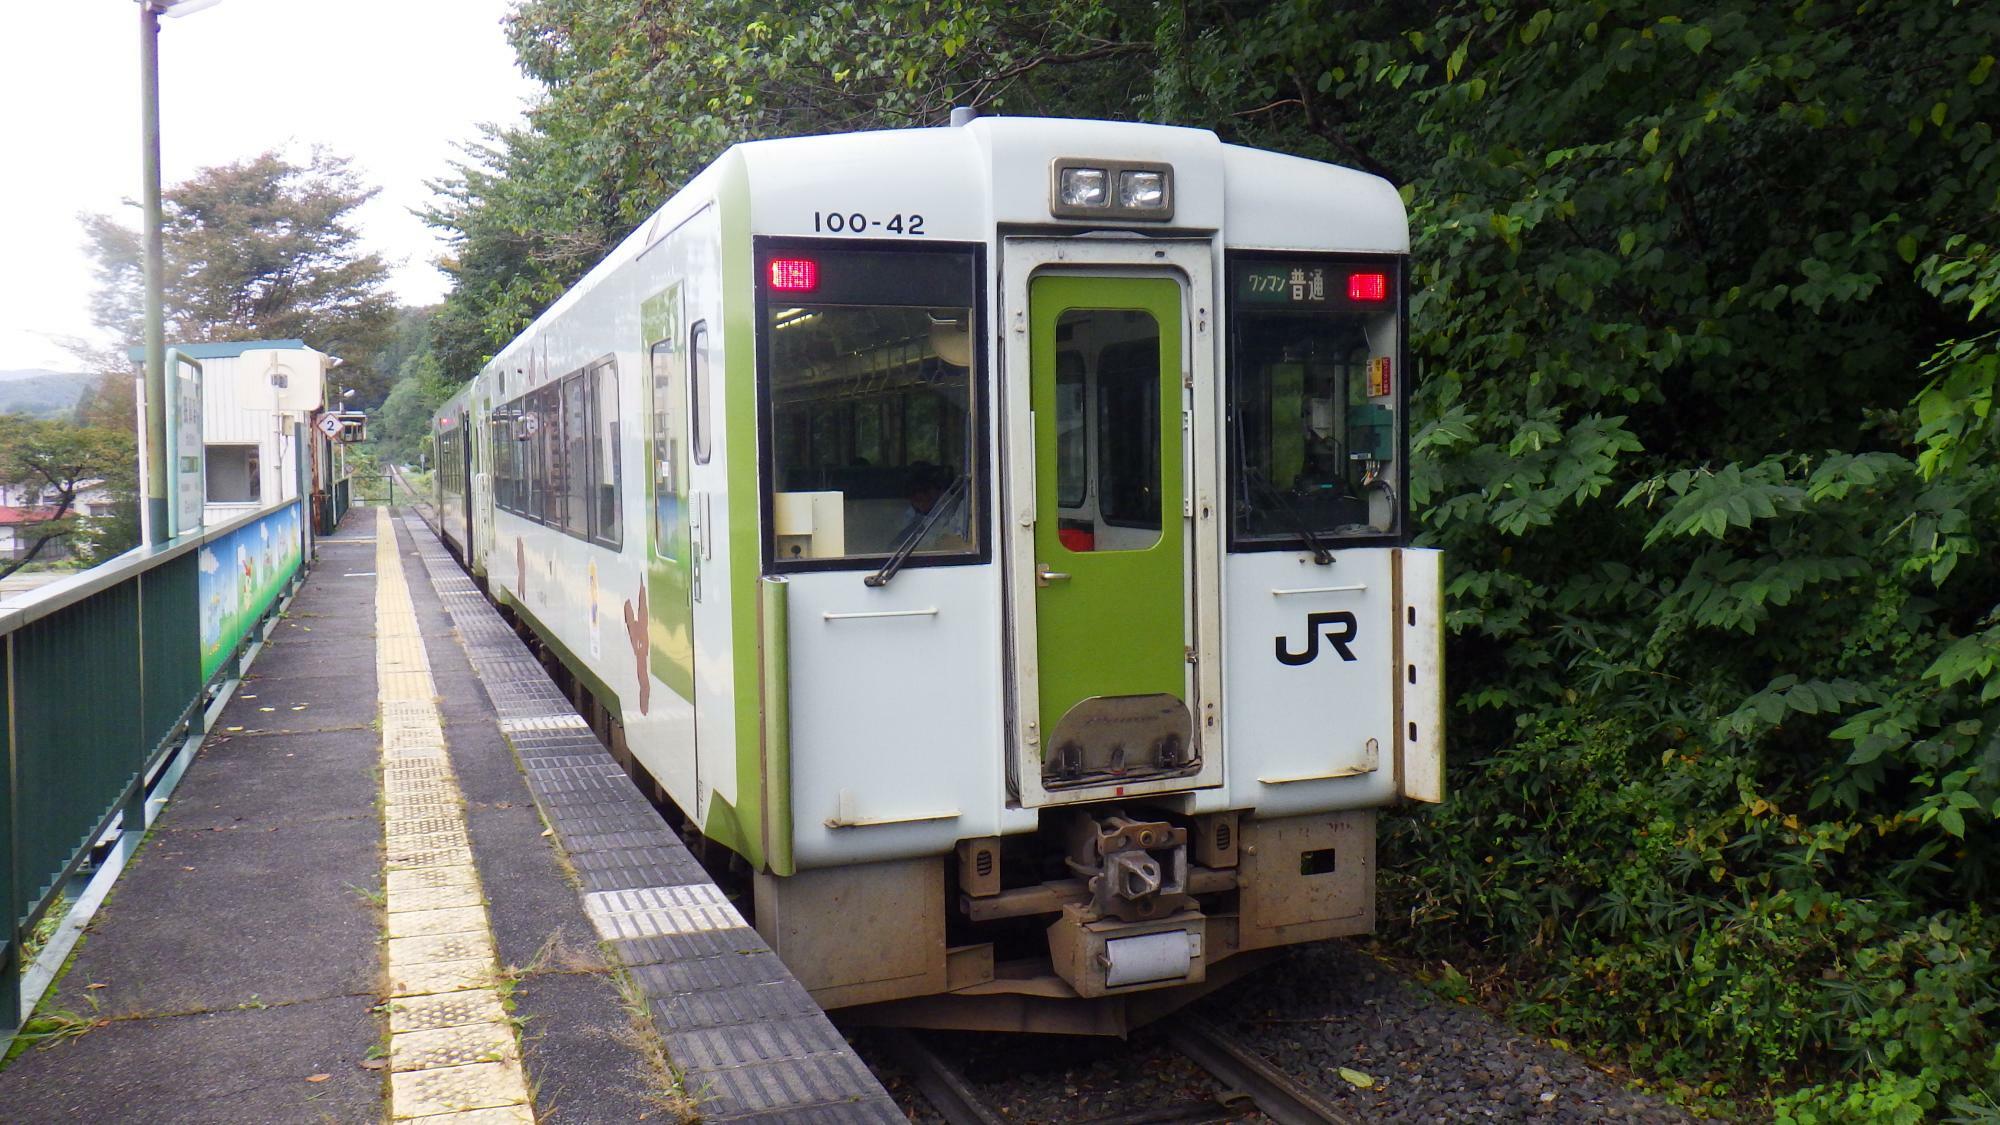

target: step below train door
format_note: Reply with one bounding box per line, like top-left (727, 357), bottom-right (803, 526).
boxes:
top-left (1004, 238), bottom-right (1223, 807)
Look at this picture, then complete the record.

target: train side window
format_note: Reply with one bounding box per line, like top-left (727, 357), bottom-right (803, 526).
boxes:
top-left (589, 360), bottom-right (622, 548)
top-left (562, 373), bottom-right (590, 534)
top-left (438, 427), bottom-right (460, 495)
top-left (529, 388), bottom-right (553, 523)
top-left (491, 414), bottom-right (511, 511)
top-left (690, 322), bottom-right (712, 465)
top-left (649, 337), bottom-right (681, 556)
top-left (501, 411), bottom-right (520, 514)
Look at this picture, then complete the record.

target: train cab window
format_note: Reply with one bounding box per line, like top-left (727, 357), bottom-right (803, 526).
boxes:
top-left (588, 360), bottom-right (621, 548)
top-left (1227, 255), bottom-right (1404, 547)
top-left (759, 244), bottom-right (983, 570)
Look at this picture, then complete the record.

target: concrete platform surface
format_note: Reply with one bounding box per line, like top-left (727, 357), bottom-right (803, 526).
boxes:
top-left (0, 509), bottom-right (390, 1123)
top-left (398, 512), bottom-right (903, 1123)
top-left (0, 504), bottom-right (902, 1124)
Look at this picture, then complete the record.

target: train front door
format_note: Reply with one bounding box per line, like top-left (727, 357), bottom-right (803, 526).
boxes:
top-left (1004, 240), bottom-right (1223, 806)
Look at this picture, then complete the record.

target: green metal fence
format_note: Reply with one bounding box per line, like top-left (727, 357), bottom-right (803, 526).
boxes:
top-left (0, 499), bottom-right (303, 1034)
top-left (319, 476), bottom-right (351, 536)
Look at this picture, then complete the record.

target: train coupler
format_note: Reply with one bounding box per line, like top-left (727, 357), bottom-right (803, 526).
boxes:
top-left (1063, 810), bottom-right (1191, 922)
top-left (1047, 904), bottom-right (1208, 998)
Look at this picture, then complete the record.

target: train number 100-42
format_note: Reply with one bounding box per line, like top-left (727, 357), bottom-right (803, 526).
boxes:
top-left (813, 211), bottom-right (926, 235)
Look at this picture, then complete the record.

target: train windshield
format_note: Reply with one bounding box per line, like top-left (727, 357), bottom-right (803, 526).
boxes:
top-left (760, 245), bottom-right (983, 570)
top-left (1227, 255), bottom-right (1403, 547)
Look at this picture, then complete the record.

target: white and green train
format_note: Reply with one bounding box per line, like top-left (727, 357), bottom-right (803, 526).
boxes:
top-left (433, 115), bottom-right (1443, 1034)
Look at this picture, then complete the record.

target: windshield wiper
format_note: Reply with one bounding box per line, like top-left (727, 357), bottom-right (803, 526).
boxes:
top-left (865, 475), bottom-right (969, 587)
top-left (1246, 470), bottom-right (1333, 565)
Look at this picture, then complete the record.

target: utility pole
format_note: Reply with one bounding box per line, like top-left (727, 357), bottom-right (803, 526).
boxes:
top-left (139, 0), bottom-right (167, 544)
top-left (137, 0), bottom-right (220, 545)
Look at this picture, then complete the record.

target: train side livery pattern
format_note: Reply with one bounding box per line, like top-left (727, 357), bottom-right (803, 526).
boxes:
top-left (436, 117), bottom-right (1442, 1033)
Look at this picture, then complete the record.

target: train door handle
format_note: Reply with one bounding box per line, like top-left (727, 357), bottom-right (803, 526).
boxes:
top-left (1036, 562), bottom-right (1071, 586)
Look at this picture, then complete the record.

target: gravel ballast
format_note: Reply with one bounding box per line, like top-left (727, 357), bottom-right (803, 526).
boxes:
top-left (1196, 939), bottom-right (1696, 1122)
top-left (851, 938), bottom-right (1696, 1122)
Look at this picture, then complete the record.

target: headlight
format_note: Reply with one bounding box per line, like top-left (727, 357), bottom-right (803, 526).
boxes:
top-left (1059, 167), bottom-right (1109, 208)
top-left (1051, 159), bottom-right (1174, 221)
top-left (1119, 170), bottom-right (1166, 210)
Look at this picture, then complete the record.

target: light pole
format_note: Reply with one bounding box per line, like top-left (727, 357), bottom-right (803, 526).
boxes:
top-left (138, 0), bottom-right (220, 545)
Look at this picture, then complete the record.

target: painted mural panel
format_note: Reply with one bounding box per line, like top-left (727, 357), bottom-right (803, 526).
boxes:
top-left (198, 502), bottom-right (303, 682)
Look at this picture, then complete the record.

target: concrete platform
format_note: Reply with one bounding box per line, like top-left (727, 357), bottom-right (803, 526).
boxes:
top-left (0, 512), bottom-right (389, 1123)
top-left (0, 504), bottom-right (899, 1122)
top-left (397, 512), bottom-right (903, 1123)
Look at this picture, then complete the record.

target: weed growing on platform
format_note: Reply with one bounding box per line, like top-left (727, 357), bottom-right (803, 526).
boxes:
top-left (19, 891), bottom-right (72, 966)
top-left (12, 1003), bottom-right (106, 1053)
top-left (610, 966), bottom-right (703, 1123)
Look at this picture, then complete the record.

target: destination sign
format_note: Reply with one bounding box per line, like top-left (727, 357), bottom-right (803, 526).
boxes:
top-left (1233, 261), bottom-right (1394, 307)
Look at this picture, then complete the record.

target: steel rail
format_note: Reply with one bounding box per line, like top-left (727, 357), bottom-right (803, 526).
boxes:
top-left (876, 1028), bottom-right (1008, 1125)
top-left (1168, 1018), bottom-right (1357, 1125)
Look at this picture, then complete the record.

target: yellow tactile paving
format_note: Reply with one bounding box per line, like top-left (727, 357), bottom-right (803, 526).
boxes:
top-left (388, 930), bottom-right (497, 966)
top-left (390, 1020), bottom-right (520, 1071)
top-left (411, 1106), bottom-right (537, 1125)
top-left (372, 509), bottom-right (534, 1121)
top-left (387, 906), bottom-right (490, 940)
top-left (389, 1061), bottom-right (533, 1118)
top-left (388, 990), bottom-right (510, 1035)
top-left (386, 864), bottom-right (482, 893)
top-left (388, 884), bottom-right (487, 914)
top-left (388, 957), bottom-right (498, 999)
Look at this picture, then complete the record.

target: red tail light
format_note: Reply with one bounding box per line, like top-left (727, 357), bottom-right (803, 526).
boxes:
top-left (1347, 271), bottom-right (1388, 301)
top-left (768, 258), bottom-right (818, 292)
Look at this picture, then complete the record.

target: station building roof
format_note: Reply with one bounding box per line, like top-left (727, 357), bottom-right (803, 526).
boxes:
top-left (125, 339), bottom-right (315, 362)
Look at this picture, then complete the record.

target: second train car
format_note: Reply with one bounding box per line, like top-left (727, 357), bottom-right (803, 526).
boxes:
top-left (433, 115), bottom-right (1443, 1034)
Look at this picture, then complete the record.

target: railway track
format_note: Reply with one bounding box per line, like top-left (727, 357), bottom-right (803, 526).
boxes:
top-left (878, 1020), bottom-right (1356, 1125)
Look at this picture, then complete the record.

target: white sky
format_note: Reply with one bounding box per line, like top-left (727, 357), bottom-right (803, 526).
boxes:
top-left (0, 0), bottom-right (541, 371)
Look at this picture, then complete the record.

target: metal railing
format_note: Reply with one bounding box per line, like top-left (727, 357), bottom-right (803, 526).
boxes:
top-left (319, 475), bottom-right (352, 536)
top-left (0, 497), bottom-right (307, 1037)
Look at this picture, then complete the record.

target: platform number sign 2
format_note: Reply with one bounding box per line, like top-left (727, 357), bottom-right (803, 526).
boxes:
top-left (318, 413), bottom-right (344, 439)
top-left (1276, 611), bottom-right (1359, 665)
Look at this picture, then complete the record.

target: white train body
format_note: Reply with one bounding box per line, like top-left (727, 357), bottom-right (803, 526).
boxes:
top-left (436, 117), bottom-right (1442, 1031)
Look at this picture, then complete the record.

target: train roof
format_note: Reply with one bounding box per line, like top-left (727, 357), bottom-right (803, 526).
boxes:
top-left (483, 118), bottom-right (1407, 381)
top-left (733, 116), bottom-right (1407, 253)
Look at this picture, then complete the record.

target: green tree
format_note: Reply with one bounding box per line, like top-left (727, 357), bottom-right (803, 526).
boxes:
top-left (370, 350), bottom-right (453, 466)
top-left (424, 0), bottom-right (1160, 376)
top-left (80, 149), bottom-right (399, 403)
top-left (0, 416), bottom-right (138, 577)
top-left (1167, 0), bottom-right (2000, 1112)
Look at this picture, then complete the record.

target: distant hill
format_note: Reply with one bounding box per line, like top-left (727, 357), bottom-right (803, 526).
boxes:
top-left (0, 369), bottom-right (95, 419)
